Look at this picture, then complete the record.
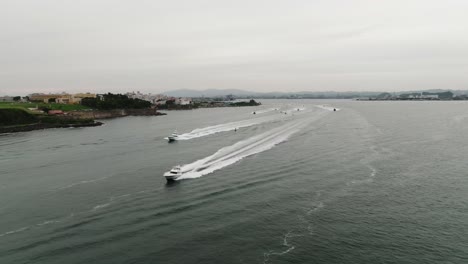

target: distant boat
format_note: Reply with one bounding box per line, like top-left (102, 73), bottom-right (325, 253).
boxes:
top-left (164, 165), bottom-right (182, 181)
top-left (167, 130), bottom-right (178, 142)
top-left (253, 111), bottom-right (256, 114)
top-left (333, 108), bottom-right (336, 111)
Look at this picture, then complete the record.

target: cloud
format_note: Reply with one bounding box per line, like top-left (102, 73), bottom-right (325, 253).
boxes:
top-left (1, 0), bottom-right (468, 95)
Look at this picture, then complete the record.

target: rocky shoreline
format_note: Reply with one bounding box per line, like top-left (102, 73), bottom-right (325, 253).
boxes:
top-left (68, 108), bottom-right (166, 119)
top-left (0, 121), bottom-right (103, 134)
top-left (0, 108), bottom-right (166, 134)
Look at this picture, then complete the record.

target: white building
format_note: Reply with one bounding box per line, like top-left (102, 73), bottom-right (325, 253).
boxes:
top-left (178, 98), bottom-right (192, 105)
top-left (0, 96), bottom-right (14, 102)
top-left (421, 94), bottom-right (438, 99)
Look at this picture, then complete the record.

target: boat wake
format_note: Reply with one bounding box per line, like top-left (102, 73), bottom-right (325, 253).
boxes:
top-left (172, 105), bottom-right (316, 141)
top-left (176, 118), bottom-right (318, 180)
top-left (52, 176), bottom-right (111, 191)
top-left (263, 190), bottom-right (325, 263)
top-left (252, 108), bottom-right (277, 114)
top-left (315, 104), bottom-right (340, 111)
top-left (263, 231), bottom-right (304, 264)
top-left (285, 107), bottom-right (306, 113)
top-left (176, 114), bottom-right (286, 140)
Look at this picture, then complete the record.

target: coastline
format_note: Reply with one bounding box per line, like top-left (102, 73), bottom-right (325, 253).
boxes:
top-left (0, 108), bottom-right (166, 134)
top-left (68, 108), bottom-right (166, 119)
top-left (0, 121), bottom-right (103, 134)
top-left (0, 101), bottom-right (258, 134)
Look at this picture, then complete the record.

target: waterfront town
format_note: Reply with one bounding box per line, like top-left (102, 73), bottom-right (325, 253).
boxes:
top-left (358, 91), bottom-right (468, 100)
top-left (0, 91), bottom-right (260, 133)
top-left (0, 92), bottom-right (193, 107)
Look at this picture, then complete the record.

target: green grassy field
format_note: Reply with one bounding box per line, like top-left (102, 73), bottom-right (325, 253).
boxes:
top-left (0, 102), bottom-right (91, 112)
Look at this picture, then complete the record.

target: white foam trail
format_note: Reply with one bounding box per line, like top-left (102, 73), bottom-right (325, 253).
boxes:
top-left (252, 108), bottom-right (277, 114)
top-left (263, 231), bottom-right (304, 263)
top-left (176, 114), bottom-right (286, 140)
top-left (315, 104), bottom-right (340, 111)
top-left (285, 107), bottom-right (306, 113)
top-left (275, 107), bottom-right (307, 116)
top-left (306, 201), bottom-right (324, 215)
top-left (53, 176), bottom-right (111, 191)
top-left (167, 109), bottom-right (328, 179)
top-left (173, 106), bottom-right (315, 141)
top-left (92, 203), bottom-right (111, 211)
top-left (36, 220), bottom-right (61, 226)
top-left (0, 226), bottom-right (29, 237)
top-left (176, 120), bottom-right (309, 180)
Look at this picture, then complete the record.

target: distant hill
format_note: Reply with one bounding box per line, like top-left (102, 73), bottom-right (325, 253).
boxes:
top-left (164, 89), bottom-right (382, 99)
top-left (164, 89), bottom-right (257, 97)
top-left (163, 89), bottom-right (468, 99)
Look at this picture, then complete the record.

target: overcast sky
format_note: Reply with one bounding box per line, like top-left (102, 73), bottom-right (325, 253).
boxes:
top-left (1, 0), bottom-right (468, 95)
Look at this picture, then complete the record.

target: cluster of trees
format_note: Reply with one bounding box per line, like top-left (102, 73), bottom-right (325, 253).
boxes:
top-left (230, 99), bottom-right (261, 106)
top-left (81, 93), bottom-right (151, 110)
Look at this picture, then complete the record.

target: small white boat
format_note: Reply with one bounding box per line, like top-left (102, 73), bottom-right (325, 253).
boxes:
top-left (164, 165), bottom-right (182, 181)
top-left (167, 130), bottom-right (178, 142)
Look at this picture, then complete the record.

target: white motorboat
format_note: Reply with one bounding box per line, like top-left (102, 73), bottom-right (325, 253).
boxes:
top-left (164, 165), bottom-right (182, 181)
top-left (167, 130), bottom-right (178, 142)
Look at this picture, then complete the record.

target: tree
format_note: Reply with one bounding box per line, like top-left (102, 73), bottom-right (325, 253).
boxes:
top-left (48, 98), bottom-right (56, 103)
top-left (81, 93), bottom-right (151, 110)
top-left (13, 96), bottom-right (21, 101)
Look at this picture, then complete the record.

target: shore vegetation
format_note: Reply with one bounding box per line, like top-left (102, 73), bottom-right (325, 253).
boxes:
top-left (0, 102), bottom-right (91, 112)
top-left (81, 93), bottom-right (151, 110)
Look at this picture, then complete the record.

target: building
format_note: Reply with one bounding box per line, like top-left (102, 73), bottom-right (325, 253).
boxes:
top-left (177, 98), bottom-right (192, 105)
top-left (55, 94), bottom-right (73, 104)
top-left (29, 94), bottom-right (63, 103)
top-left (0, 96), bottom-right (15, 102)
top-left (126, 92), bottom-right (168, 104)
top-left (29, 93), bottom-right (96, 104)
top-left (72, 93), bottom-right (97, 104)
top-left (421, 94), bottom-right (438, 99)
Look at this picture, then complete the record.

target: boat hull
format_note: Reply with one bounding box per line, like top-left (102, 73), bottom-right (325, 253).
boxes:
top-left (164, 172), bottom-right (181, 181)
top-left (165, 176), bottom-right (178, 181)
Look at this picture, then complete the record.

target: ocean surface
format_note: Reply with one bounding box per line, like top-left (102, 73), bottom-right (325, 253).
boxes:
top-left (1, 100), bottom-right (468, 264)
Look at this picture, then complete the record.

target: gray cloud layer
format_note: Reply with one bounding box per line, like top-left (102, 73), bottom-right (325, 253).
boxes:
top-left (1, 0), bottom-right (468, 95)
